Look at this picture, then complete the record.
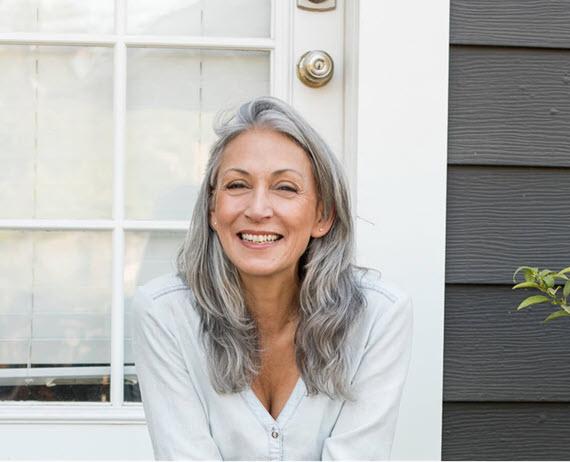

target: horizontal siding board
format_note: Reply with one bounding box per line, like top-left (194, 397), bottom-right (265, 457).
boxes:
top-left (448, 46), bottom-right (570, 166)
top-left (450, 0), bottom-right (570, 48)
top-left (444, 284), bottom-right (570, 401)
top-left (443, 402), bottom-right (570, 460)
top-left (446, 166), bottom-right (570, 284)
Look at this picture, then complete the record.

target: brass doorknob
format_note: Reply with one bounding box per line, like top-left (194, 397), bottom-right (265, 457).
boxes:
top-left (296, 50), bottom-right (334, 88)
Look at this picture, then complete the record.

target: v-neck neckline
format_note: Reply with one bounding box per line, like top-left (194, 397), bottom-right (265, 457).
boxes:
top-left (241, 375), bottom-right (306, 428)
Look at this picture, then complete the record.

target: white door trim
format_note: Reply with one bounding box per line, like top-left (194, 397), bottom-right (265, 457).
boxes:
top-left (343, 0), bottom-right (360, 225)
top-left (356, 0), bottom-right (449, 459)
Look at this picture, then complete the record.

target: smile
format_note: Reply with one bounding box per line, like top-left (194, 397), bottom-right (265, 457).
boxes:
top-left (238, 233), bottom-right (283, 244)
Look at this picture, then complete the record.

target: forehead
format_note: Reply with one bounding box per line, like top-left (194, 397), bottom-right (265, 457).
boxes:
top-left (218, 128), bottom-right (314, 176)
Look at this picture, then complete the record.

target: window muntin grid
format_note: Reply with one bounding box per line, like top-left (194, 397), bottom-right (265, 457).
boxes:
top-left (0, 0), bottom-right (275, 407)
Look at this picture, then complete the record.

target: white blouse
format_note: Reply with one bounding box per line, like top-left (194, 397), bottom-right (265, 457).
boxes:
top-left (132, 270), bottom-right (413, 461)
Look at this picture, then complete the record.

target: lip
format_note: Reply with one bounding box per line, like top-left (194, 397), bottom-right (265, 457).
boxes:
top-left (237, 229), bottom-right (284, 237)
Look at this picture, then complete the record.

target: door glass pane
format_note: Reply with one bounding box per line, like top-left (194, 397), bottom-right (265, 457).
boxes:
top-left (0, 0), bottom-right (114, 34)
top-left (0, 230), bottom-right (112, 402)
top-left (127, 0), bottom-right (270, 37)
top-left (123, 231), bottom-right (186, 402)
top-left (125, 48), bottom-right (269, 220)
top-left (0, 45), bottom-right (113, 219)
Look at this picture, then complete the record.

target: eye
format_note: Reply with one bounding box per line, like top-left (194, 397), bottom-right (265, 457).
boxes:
top-left (277, 184), bottom-right (298, 193)
top-left (226, 181), bottom-right (247, 190)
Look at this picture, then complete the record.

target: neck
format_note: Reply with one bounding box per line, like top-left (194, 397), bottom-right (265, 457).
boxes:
top-left (239, 270), bottom-right (300, 338)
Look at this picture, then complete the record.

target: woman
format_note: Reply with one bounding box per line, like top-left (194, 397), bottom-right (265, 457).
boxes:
top-left (133, 96), bottom-right (413, 461)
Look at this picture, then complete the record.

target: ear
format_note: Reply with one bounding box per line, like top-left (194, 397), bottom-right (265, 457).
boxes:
top-left (311, 203), bottom-right (335, 238)
top-left (208, 189), bottom-right (218, 231)
top-left (209, 209), bottom-right (217, 231)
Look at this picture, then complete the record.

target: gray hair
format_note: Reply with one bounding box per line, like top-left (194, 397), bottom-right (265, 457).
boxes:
top-left (177, 96), bottom-right (371, 400)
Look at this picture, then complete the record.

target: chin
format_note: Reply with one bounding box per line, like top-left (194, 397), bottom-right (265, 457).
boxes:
top-left (232, 261), bottom-right (293, 279)
top-left (236, 266), bottom-right (285, 278)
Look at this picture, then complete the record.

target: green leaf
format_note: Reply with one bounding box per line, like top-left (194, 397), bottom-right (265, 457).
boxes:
top-left (546, 287), bottom-right (560, 297)
top-left (523, 269), bottom-right (534, 282)
top-left (543, 309), bottom-right (570, 323)
top-left (562, 304), bottom-right (570, 314)
top-left (517, 295), bottom-right (550, 310)
top-left (557, 266), bottom-right (570, 275)
top-left (539, 269), bottom-right (553, 277)
top-left (564, 280), bottom-right (570, 299)
top-left (512, 281), bottom-right (541, 290)
top-left (513, 266), bottom-right (537, 283)
top-left (544, 275), bottom-right (555, 288)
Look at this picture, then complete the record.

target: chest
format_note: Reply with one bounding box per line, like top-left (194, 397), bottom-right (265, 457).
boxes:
top-left (250, 337), bottom-right (300, 420)
top-left (207, 381), bottom-right (337, 462)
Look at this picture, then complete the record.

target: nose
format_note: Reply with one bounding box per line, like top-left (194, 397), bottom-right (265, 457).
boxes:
top-left (244, 187), bottom-right (273, 221)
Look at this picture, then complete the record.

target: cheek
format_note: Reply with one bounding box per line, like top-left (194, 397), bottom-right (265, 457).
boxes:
top-left (284, 200), bottom-right (317, 226)
top-left (214, 196), bottom-right (241, 221)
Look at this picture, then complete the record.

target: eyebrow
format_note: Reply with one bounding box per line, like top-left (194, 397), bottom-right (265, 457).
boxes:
top-left (221, 168), bottom-right (305, 179)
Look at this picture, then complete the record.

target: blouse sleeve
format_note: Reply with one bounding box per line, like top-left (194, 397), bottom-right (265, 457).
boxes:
top-left (321, 293), bottom-right (413, 461)
top-left (132, 288), bottom-right (223, 461)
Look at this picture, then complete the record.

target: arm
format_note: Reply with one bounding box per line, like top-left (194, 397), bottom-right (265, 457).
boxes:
top-left (321, 294), bottom-right (413, 461)
top-left (132, 288), bottom-right (223, 461)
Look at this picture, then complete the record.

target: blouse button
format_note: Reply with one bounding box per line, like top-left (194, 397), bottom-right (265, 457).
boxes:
top-left (271, 430), bottom-right (279, 439)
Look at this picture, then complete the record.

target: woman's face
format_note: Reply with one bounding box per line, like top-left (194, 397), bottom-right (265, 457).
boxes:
top-left (209, 128), bottom-right (332, 280)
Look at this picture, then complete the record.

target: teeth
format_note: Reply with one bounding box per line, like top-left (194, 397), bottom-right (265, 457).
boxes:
top-left (240, 233), bottom-right (281, 243)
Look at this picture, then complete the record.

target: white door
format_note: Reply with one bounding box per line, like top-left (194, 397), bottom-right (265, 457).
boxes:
top-left (0, 1), bottom-right (353, 458)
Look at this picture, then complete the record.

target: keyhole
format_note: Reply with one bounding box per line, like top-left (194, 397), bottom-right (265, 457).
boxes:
top-left (314, 59), bottom-right (324, 70)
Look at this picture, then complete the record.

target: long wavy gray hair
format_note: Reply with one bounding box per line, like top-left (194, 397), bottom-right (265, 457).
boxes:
top-left (177, 96), bottom-right (370, 400)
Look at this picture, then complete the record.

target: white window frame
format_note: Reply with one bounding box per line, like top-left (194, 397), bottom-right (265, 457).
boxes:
top-left (0, 0), bottom-right (293, 422)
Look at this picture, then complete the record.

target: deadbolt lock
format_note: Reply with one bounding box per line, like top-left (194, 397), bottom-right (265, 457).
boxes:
top-left (297, 0), bottom-right (336, 11)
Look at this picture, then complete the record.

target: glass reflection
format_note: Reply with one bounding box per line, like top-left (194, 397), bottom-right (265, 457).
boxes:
top-left (0, 45), bottom-right (113, 219)
top-left (127, 0), bottom-right (270, 37)
top-left (126, 48), bottom-right (269, 220)
top-left (0, 231), bottom-right (112, 402)
top-left (0, 0), bottom-right (114, 33)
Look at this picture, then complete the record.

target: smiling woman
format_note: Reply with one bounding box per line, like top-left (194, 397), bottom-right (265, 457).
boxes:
top-left (210, 128), bottom-right (332, 281)
top-left (132, 96), bottom-right (413, 461)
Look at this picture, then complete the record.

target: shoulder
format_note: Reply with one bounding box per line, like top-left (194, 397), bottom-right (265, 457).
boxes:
top-left (137, 272), bottom-right (190, 301)
top-left (354, 267), bottom-right (412, 317)
top-left (132, 273), bottom-right (195, 330)
top-left (351, 267), bottom-right (413, 348)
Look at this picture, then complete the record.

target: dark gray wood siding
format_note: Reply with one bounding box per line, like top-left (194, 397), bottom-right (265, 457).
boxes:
top-left (443, 403), bottom-right (570, 460)
top-left (445, 1), bottom-right (570, 459)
